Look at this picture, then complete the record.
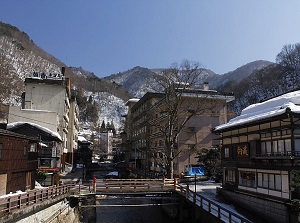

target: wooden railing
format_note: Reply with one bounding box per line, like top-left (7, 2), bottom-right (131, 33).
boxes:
top-left (95, 178), bottom-right (175, 193)
top-left (176, 184), bottom-right (252, 223)
top-left (0, 184), bottom-right (74, 214)
top-left (0, 179), bottom-right (253, 223)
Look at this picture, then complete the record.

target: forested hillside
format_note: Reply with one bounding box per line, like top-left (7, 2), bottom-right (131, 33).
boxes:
top-left (1, 20), bottom-right (300, 132)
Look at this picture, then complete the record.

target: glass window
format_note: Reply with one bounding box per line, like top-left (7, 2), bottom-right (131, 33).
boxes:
top-left (272, 141), bottom-right (278, 153)
top-left (258, 173), bottom-right (282, 191)
top-left (285, 139), bottom-right (291, 152)
top-left (224, 148), bottom-right (229, 157)
top-left (275, 175), bottom-right (282, 190)
top-left (225, 169), bottom-right (235, 182)
top-left (278, 140), bottom-right (284, 153)
top-left (269, 175), bottom-right (275, 189)
top-left (257, 173), bottom-right (262, 187)
top-left (261, 142), bottom-right (266, 154)
top-left (295, 139), bottom-right (300, 153)
top-left (266, 141), bottom-right (271, 154)
top-left (240, 171), bottom-right (256, 188)
top-left (263, 173), bottom-right (268, 187)
top-left (30, 144), bottom-right (36, 152)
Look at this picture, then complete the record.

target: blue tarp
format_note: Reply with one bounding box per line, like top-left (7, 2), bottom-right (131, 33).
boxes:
top-left (187, 166), bottom-right (205, 176)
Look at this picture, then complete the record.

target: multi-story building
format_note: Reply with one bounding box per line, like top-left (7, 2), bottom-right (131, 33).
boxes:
top-left (127, 93), bottom-right (164, 173)
top-left (213, 90), bottom-right (300, 222)
top-left (8, 69), bottom-right (79, 174)
top-left (67, 95), bottom-right (79, 167)
top-left (127, 84), bottom-right (234, 177)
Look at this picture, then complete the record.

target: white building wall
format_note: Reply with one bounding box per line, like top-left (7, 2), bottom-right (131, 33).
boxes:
top-left (8, 106), bottom-right (58, 132)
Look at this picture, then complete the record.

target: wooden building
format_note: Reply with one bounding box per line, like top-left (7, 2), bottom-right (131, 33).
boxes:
top-left (0, 128), bottom-right (38, 195)
top-left (7, 122), bottom-right (62, 186)
top-left (214, 90), bottom-right (300, 222)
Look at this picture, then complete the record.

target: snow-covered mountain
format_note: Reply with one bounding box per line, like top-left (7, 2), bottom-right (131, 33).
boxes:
top-left (1, 21), bottom-right (298, 133)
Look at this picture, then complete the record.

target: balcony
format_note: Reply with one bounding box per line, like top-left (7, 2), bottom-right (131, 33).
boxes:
top-left (253, 151), bottom-right (300, 160)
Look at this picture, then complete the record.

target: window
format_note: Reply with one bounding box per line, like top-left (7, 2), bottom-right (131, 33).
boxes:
top-left (30, 143), bottom-right (37, 152)
top-left (224, 148), bottom-right (230, 158)
top-left (239, 171), bottom-right (256, 188)
top-left (261, 139), bottom-right (292, 155)
top-left (257, 172), bottom-right (281, 191)
top-left (225, 169), bottom-right (235, 182)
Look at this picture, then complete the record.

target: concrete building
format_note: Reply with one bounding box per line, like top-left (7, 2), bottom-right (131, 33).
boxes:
top-left (126, 84), bottom-right (234, 178)
top-left (67, 95), bottom-right (79, 167)
top-left (214, 90), bottom-right (300, 223)
top-left (7, 70), bottom-right (79, 174)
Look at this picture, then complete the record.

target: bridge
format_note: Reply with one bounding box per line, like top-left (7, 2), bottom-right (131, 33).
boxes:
top-left (0, 179), bottom-right (253, 223)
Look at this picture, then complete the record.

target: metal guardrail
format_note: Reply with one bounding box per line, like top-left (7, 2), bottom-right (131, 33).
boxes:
top-left (176, 184), bottom-right (252, 223)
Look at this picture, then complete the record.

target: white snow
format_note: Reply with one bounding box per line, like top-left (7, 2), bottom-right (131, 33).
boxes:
top-left (215, 90), bottom-right (300, 131)
top-left (78, 135), bottom-right (88, 142)
top-left (106, 171), bottom-right (118, 176)
top-left (7, 121), bottom-right (62, 141)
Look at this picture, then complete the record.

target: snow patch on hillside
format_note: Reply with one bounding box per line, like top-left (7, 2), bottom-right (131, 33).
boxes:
top-left (85, 91), bottom-right (127, 132)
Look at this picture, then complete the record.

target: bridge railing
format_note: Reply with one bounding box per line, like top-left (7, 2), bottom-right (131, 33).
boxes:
top-left (94, 178), bottom-right (175, 193)
top-left (176, 184), bottom-right (252, 223)
top-left (0, 184), bottom-right (74, 214)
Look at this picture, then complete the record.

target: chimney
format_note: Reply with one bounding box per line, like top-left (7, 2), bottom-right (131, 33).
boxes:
top-left (61, 67), bottom-right (65, 76)
top-left (203, 82), bottom-right (209, 90)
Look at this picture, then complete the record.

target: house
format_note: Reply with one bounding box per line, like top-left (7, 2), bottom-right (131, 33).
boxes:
top-left (214, 90), bottom-right (300, 222)
top-left (0, 128), bottom-right (39, 195)
top-left (7, 122), bottom-right (62, 186)
top-left (125, 84), bottom-right (234, 178)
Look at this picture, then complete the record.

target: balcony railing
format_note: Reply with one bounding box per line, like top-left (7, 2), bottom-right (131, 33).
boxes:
top-left (254, 151), bottom-right (300, 159)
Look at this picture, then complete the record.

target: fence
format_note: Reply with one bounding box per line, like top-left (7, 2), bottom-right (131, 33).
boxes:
top-left (176, 184), bottom-right (252, 223)
top-left (0, 179), bottom-right (253, 223)
top-left (0, 184), bottom-right (73, 214)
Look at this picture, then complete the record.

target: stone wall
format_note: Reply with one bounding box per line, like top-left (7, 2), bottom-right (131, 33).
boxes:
top-left (219, 189), bottom-right (289, 223)
top-left (0, 195), bottom-right (79, 223)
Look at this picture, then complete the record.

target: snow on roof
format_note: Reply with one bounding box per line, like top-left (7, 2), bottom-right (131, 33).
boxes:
top-left (7, 122), bottom-right (62, 141)
top-left (78, 135), bottom-right (88, 142)
top-left (215, 90), bottom-right (300, 131)
top-left (125, 98), bottom-right (139, 105)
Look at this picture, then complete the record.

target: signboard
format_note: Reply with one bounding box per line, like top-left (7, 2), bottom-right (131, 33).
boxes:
top-left (32, 71), bottom-right (63, 80)
top-left (52, 147), bottom-right (57, 158)
top-left (236, 144), bottom-right (249, 157)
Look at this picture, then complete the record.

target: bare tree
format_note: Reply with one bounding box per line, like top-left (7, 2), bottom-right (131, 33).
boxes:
top-left (0, 55), bottom-right (23, 104)
top-left (149, 60), bottom-right (220, 178)
top-left (276, 43), bottom-right (300, 88)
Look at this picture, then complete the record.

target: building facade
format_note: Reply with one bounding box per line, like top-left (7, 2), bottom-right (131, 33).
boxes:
top-left (0, 129), bottom-right (38, 195)
top-left (10, 70), bottom-right (79, 173)
top-left (214, 90), bottom-right (300, 222)
top-left (126, 85), bottom-right (234, 178)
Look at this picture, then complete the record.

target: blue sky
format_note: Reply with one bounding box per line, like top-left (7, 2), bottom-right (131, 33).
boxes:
top-left (1, 1), bottom-right (300, 77)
